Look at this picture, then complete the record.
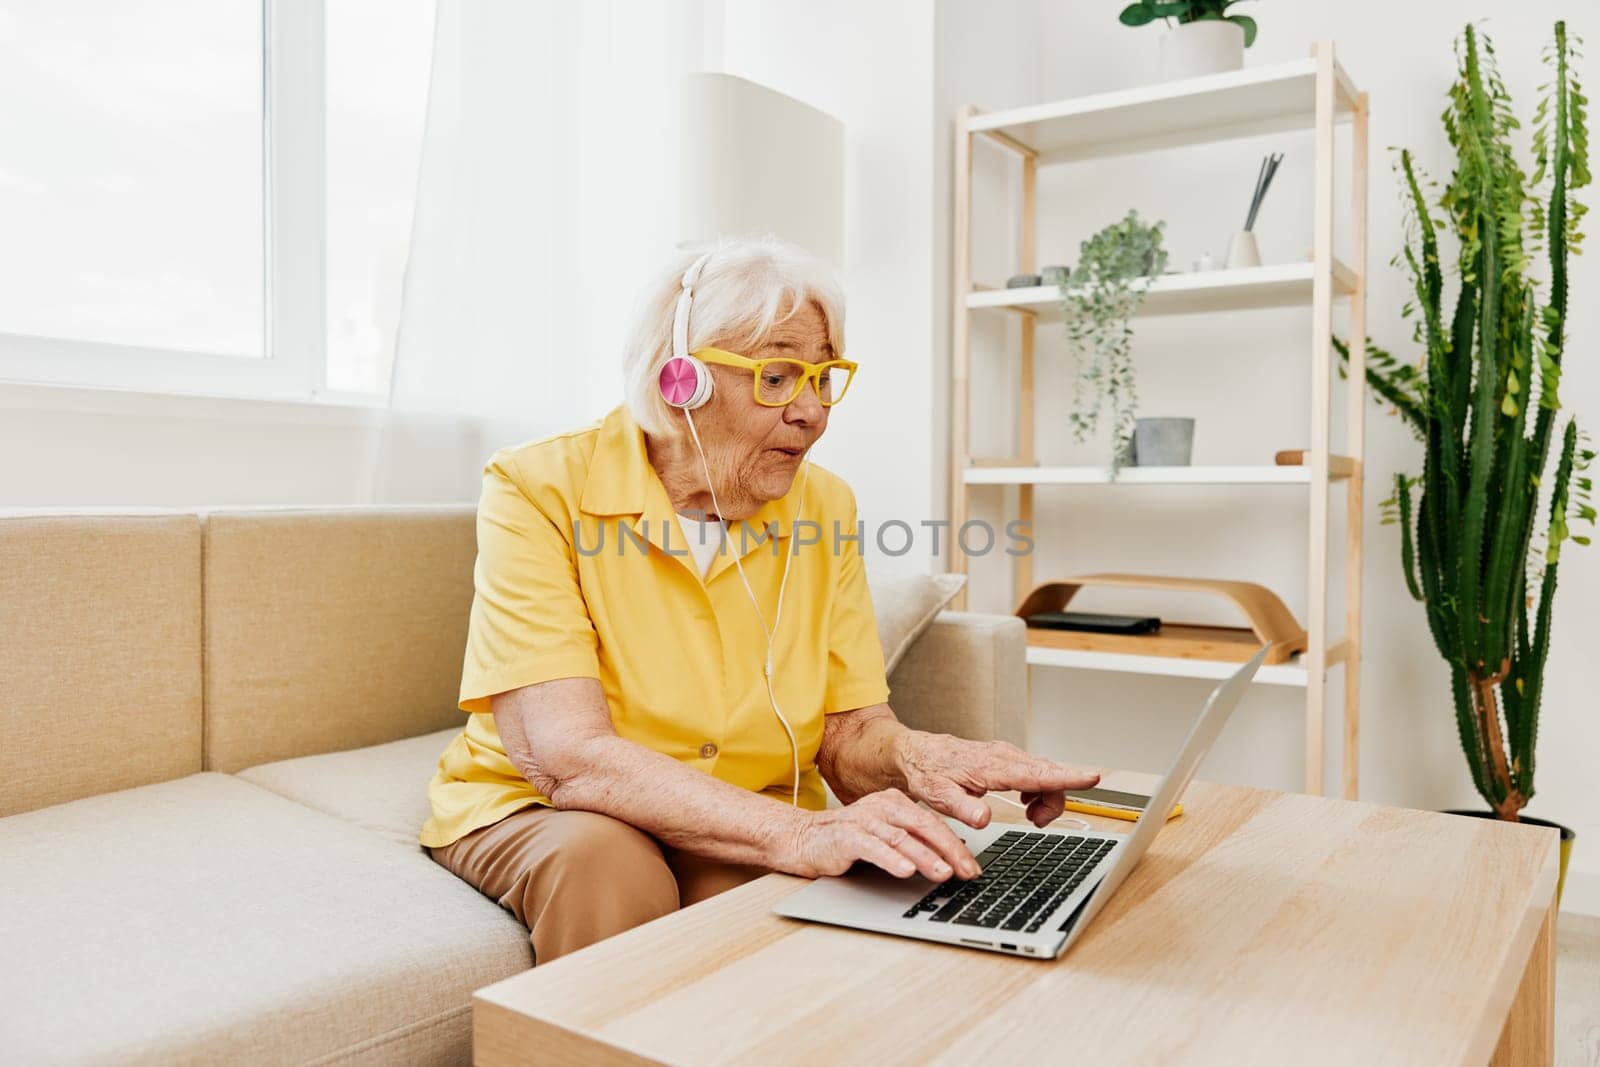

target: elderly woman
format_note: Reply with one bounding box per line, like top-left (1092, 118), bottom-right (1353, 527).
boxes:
top-left (420, 235), bottom-right (1098, 963)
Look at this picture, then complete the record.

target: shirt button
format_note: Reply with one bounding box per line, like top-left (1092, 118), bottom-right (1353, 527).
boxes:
top-left (699, 742), bottom-right (718, 759)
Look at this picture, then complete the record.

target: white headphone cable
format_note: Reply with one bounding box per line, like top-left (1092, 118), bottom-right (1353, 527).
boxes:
top-left (984, 792), bottom-right (1091, 831)
top-left (682, 407), bottom-right (805, 807)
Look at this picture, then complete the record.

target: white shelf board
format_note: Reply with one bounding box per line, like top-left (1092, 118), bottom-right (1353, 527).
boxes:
top-left (967, 261), bottom-right (1353, 320)
top-left (967, 58), bottom-right (1354, 162)
top-left (964, 465), bottom-right (1314, 486)
top-left (1025, 645), bottom-right (1310, 687)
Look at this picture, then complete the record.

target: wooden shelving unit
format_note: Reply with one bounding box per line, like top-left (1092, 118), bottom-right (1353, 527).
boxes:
top-left (963, 461), bottom-right (1354, 486)
top-left (948, 43), bottom-right (1369, 798)
top-left (967, 259), bottom-right (1357, 319)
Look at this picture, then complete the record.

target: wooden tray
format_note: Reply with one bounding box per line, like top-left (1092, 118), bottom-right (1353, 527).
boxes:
top-left (1015, 573), bottom-right (1307, 665)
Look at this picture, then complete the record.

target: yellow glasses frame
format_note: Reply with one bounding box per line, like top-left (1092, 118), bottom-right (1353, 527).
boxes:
top-left (693, 347), bottom-right (859, 408)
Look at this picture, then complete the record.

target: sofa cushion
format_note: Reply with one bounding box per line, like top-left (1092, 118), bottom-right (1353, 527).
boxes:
top-left (0, 513), bottom-right (203, 817)
top-left (868, 571), bottom-right (966, 674)
top-left (202, 506), bottom-right (477, 772)
top-left (888, 611), bottom-right (1028, 747)
top-left (238, 727), bottom-right (460, 848)
top-left (0, 772), bottom-right (530, 1066)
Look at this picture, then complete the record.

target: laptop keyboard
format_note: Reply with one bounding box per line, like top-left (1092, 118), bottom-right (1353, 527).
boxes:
top-left (901, 830), bottom-right (1116, 934)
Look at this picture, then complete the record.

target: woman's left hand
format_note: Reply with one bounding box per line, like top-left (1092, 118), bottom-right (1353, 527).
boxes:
top-left (896, 733), bottom-right (1100, 829)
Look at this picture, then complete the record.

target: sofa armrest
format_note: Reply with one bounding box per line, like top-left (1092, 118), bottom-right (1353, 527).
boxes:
top-left (886, 611), bottom-right (1027, 747)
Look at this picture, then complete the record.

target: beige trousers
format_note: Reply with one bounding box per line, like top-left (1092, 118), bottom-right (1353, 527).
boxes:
top-left (428, 805), bottom-right (768, 964)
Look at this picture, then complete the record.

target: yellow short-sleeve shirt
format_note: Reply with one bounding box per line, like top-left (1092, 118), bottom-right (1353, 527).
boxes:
top-left (419, 404), bottom-right (890, 849)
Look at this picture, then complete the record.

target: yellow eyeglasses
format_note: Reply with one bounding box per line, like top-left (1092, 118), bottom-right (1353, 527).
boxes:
top-left (693, 347), bottom-right (858, 408)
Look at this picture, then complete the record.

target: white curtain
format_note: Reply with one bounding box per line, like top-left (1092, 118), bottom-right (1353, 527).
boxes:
top-left (387, 0), bottom-right (714, 431)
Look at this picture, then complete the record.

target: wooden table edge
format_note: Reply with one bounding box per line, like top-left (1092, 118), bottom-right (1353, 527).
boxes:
top-left (1481, 826), bottom-right (1561, 1067)
top-left (472, 872), bottom-right (817, 1067)
top-left (475, 992), bottom-right (667, 1067)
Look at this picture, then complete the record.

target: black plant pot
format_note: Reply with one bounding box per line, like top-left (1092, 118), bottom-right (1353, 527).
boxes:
top-left (1443, 810), bottom-right (1575, 907)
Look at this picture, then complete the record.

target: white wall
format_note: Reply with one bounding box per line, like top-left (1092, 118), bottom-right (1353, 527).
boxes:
top-left (717, 1), bottom-right (937, 576)
top-left (936, 0), bottom-right (1599, 914)
top-left (0, 382), bottom-right (538, 506)
top-left (932, 0), bottom-right (1046, 530)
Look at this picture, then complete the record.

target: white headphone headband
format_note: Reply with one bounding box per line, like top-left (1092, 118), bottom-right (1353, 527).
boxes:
top-left (673, 252), bottom-right (714, 362)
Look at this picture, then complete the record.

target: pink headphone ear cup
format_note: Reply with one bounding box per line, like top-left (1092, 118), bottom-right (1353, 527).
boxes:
top-left (659, 355), bottom-right (712, 410)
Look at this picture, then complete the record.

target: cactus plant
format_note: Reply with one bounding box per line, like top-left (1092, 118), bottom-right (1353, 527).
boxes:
top-left (1337, 22), bottom-right (1594, 821)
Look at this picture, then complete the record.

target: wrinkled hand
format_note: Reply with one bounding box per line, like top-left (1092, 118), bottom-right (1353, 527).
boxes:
top-left (778, 788), bottom-right (981, 882)
top-left (897, 733), bottom-right (1100, 829)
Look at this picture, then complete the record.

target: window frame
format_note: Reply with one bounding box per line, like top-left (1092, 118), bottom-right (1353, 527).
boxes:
top-left (0, 0), bottom-right (380, 406)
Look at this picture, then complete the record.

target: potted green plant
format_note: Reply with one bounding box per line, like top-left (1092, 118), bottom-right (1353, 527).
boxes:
top-left (1056, 210), bottom-right (1169, 472)
top-left (1336, 22), bottom-right (1592, 903)
top-left (1118, 0), bottom-right (1258, 81)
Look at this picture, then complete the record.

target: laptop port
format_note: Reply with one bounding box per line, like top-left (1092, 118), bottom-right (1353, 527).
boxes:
top-left (1001, 943), bottom-right (1017, 951)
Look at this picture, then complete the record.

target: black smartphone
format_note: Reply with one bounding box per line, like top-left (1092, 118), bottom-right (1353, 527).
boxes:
top-left (1064, 787), bottom-right (1153, 811)
top-left (1025, 611), bottom-right (1160, 635)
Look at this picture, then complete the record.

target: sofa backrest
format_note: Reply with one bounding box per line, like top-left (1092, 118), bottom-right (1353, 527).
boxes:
top-left (3, 505), bottom-right (1022, 817)
top-left (0, 513), bottom-right (204, 816)
top-left (201, 507), bottom-right (477, 772)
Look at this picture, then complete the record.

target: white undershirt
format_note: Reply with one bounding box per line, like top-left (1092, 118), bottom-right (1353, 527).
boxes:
top-left (676, 512), bottom-right (725, 579)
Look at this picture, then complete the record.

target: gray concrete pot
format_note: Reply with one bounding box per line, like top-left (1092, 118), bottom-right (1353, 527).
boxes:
top-left (1130, 417), bottom-right (1195, 466)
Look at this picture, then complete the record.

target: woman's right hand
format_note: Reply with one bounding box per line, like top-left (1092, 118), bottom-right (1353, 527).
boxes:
top-left (775, 788), bottom-right (982, 882)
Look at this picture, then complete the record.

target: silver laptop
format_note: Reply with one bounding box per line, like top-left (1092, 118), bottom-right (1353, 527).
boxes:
top-left (774, 645), bottom-right (1267, 959)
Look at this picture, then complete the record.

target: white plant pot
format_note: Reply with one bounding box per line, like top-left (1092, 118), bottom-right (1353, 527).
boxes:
top-left (1225, 230), bottom-right (1261, 269)
top-left (1158, 20), bottom-right (1245, 81)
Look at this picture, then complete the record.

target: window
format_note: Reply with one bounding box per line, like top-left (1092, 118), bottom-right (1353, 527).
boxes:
top-left (0, 0), bottom-right (435, 403)
top-left (325, 0), bottom-right (434, 395)
top-left (0, 0), bottom-right (263, 357)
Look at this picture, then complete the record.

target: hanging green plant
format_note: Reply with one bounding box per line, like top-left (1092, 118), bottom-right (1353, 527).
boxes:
top-left (1056, 210), bottom-right (1169, 471)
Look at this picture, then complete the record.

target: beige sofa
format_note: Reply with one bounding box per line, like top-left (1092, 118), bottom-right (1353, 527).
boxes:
top-left (0, 507), bottom-right (1026, 1065)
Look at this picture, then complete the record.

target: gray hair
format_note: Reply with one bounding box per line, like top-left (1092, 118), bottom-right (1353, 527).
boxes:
top-left (623, 234), bottom-right (846, 437)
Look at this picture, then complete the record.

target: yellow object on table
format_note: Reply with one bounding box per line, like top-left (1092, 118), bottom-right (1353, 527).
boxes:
top-left (1062, 797), bottom-right (1182, 822)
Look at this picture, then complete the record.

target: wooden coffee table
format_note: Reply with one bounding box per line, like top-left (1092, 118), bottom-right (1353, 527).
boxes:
top-left (473, 773), bottom-right (1558, 1065)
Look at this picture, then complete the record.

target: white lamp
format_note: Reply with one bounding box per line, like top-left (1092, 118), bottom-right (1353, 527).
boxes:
top-left (677, 72), bottom-right (844, 267)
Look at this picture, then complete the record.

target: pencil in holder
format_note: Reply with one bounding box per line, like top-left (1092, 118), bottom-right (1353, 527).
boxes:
top-left (1229, 152), bottom-right (1282, 269)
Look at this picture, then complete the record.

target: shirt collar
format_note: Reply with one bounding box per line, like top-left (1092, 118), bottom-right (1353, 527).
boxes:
top-left (579, 404), bottom-right (799, 543)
